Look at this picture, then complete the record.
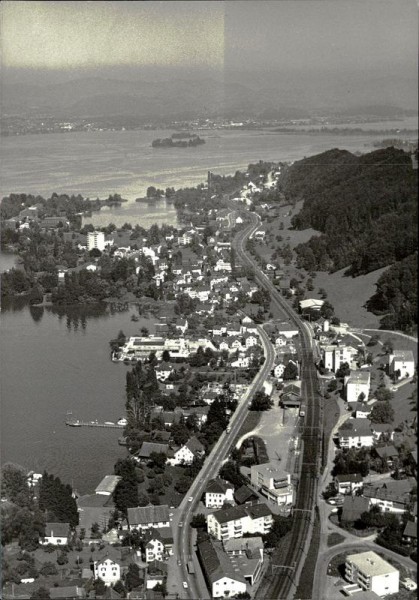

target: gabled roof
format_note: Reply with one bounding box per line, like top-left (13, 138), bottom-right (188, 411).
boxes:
top-left (198, 539), bottom-right (247, 585)
top-left (184, 436), bottom-right (205, 455)
top-left (95, 475), bottom-right (122, 495)
top-left (210, 503), bottom-right (272, 524)
top-left (373, 445), bottom-right (398, 459)
top-left (335, 473), bottom-right (363, 484)
top-left (403, 520), bottom-right (417, 538)
top-left (127, 505), bottom-right (170, 526)
top-left (136, 442), bottom-right (169, 458)
top-left (206, 478), bottom-right (232, 495)
top-left (234, 485), bottom-right (259, 504)
top-left (44, 522), bottom-right (70, 538)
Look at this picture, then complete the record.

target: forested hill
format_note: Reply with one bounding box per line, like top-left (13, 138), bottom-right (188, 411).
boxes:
top-left (281, 147), bottom-right (417, 276)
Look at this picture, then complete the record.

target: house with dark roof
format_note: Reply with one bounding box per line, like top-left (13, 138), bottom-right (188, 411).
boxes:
top-left (40, 522), bottom-right (70, 546)
top-left (167, 436), bottom-right (205, 466)
top-left (204, 479), bottom-right (235, 508)
top-left (125, 505), bottom-right (171, 531)
top-left (402, 521), bottom-right (417, 546)
top-left (234, 485), bottom-right (259, 505)
top-left (363, 478), bottom-right (415, 514)
top-left (372, 445), bottom-right (399, 467)
top-left (49, 586), bottom-right (86, 599)
top-left (133, 442), bottom-right (170, 462)
top-left (198, 539), bottom-right (248, 598)
top-left (207, 503), bottom-right (273, 541)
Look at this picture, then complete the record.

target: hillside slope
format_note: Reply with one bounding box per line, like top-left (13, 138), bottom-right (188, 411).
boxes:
top-left (281, 147), bottom-right (417, 275)
top-left (278, 147), bottom-right (418, 333)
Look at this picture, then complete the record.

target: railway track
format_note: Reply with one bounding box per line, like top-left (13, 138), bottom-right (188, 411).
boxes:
top-left (232, 210), bottom-right (322, 599)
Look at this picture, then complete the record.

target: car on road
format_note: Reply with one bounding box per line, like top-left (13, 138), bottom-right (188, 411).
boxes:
top-left (178, 521), bottom-right (183, 527)
top-left (327, 496), bottom-right (344, 506)
top-left (183, 582), bottom-right (188, 589)
top-left (177, 559), bottom-right (182, 566)
top-left (188, 496), bottom-right (193, 502)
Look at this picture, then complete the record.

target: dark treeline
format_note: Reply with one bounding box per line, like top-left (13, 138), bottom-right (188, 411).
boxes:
top-left (280, 147), bottom-right (417, 275)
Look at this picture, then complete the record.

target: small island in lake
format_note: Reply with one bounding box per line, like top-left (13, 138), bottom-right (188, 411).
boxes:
top-left (152, 133), bottom-right (206, 148)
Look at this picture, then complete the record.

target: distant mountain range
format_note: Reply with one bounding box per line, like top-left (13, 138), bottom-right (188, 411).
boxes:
top-left (2, 72), bottom-right (417, 121)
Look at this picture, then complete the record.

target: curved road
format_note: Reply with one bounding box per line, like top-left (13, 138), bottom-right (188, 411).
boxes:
top-left (174, 319), bottom-right (276, 598)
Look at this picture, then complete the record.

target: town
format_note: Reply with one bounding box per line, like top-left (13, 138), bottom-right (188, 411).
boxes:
top-left (1, 156), bottom-right (417, 600)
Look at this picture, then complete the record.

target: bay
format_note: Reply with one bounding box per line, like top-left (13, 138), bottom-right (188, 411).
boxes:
top-left (0, 301), bottom-right (155, 494)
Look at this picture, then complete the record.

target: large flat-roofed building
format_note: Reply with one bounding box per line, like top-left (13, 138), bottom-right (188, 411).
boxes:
top-left (345, 551), bottom-right (399, 596)
top-left (250, 463), bottom-right (293, 507)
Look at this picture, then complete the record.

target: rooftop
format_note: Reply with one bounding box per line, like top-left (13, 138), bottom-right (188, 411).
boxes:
top-left (346, 551), bottom-right (398, 577)
top-left (127, 505), bottom-right (170, 525)
top-left (95, 475), bottom-right (122, 495)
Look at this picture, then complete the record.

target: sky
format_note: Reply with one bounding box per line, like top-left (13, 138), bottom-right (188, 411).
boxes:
top-left (1, 0), bottom-right (417, 74)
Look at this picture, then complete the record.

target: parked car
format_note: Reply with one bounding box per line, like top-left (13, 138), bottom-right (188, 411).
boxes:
top-left (183, 582), bottom-right (188, 589)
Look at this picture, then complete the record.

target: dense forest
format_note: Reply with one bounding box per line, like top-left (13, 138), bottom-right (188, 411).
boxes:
top-left (281, 147), bottom-right (417, 275)
top-left (279, 147), bottom-right (417, 332)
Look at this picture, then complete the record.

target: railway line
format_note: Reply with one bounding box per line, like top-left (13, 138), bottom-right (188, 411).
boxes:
top-left (232, 209), bottom-right (323, 599)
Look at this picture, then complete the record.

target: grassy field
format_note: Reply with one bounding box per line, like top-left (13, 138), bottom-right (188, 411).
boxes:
top-left (327, 532), bottom-right (346, 547)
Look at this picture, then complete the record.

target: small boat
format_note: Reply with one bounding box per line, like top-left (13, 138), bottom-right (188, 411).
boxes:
top-left (117, 417), bottom-right (128, 426)
top-left (67, 420), bottom-right (82, 427)
top-left (104, 421), bottom-right (115, 425)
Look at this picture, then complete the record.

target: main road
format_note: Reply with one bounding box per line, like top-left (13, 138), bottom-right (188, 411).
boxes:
top-left (174, 318), bottom-right (276, 598)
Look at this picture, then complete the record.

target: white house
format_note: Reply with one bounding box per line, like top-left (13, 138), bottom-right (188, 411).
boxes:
top-left (250, 463), bottom-right (294, 507)
top-left (323, 344), bottom-right (358, 373)
top-left (344, 371), bottom-right (371, 403)
top-left (205, 479), bottom-right (235, 508)
top-left (334, 473), bottom-right (364, 495)
top-left (40, 523), bottom-right (70, 546)
top-left (345, 551), bottom-right (399, 596)
top-left (388, 350), bottom-right (415, 379)
top-left (93, 552), bottom-right (121, 586)
top-left (155, 362), bottom-right (175, 382)
top-left (143, 527), bottom-right (173, 562)
top-left (337, 419), bottom-right (374, 449)
top-left (167, 436), bottom-right (205, 466)
top-left (207, 504), bottom-right (273, 541)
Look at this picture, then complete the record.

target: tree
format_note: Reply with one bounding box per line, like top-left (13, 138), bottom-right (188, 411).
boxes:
top-left (174, 476), bottom-right (193, 494)
top-left (39, 562), bottom-right (58, 576)
top-left (162, 349), bottom-right (171, 362)
top-left (369, 401), bottom-right (394, 424)
top-left (124, 563), bottom-right (142, 591)
top-left (114, 479), bottom-right (139, 515)
top-left (1, 463), bottom-right (32, 507)
top-left (250, 391), bottom-right (272, 411)
top-left (336, 362), bottom-right (350, 379)
top-left (283, 361), bottom-right (299, 381)
top-left (191, 514), bottom-right (206, 528)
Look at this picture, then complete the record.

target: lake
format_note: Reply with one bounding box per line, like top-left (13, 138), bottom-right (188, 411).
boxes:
top-left (2, 122), bottom-right (416, 206)
top-left (0, 299), bottom-right (157, 494)
top-left (1, 122), bottom-right (416, 493)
